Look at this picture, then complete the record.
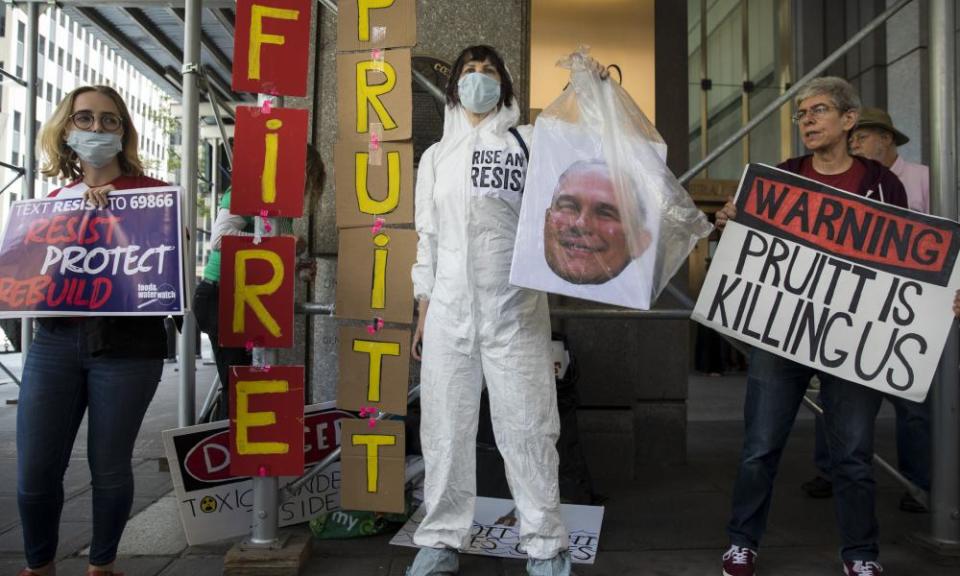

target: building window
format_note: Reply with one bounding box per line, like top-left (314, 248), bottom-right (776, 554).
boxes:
top-left (38, 35), bottom-right (45, 55)
top-left (57, 48), bottom-right (63, 67)
top-left (18, 21), bottom-right (24, 43)
top-left (1, 10), bottom-right (6, 38)
top-left (13, 111), bottom-right (20, 132)
top-left (46, 82), bottom-right (53, 102)
top-left (48, 41), bottom-right (54, 59)
top-left (11, 151), bottom-right (19, 168)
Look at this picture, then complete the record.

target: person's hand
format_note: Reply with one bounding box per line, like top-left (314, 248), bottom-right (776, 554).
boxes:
top-left (953, 289), bottom-right (960, 317)
top-left (411, 299), bottom-right (429, 361)
top-left (84, 184), bottom-right (116, 209)
top-left (714, 198), bottom-right (737, 233)
top-left (583, 56), bottom-right (610, 80)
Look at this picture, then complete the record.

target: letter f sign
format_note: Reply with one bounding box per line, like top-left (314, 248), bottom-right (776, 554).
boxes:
top-left (234, 0), bottom-right (312, 96)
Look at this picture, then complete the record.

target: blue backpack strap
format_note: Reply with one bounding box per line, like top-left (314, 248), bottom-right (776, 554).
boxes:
top-left (508, 127), bottom-right (529, 162)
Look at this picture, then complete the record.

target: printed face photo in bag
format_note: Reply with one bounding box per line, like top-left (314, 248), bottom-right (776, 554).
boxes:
top-left (542, 160), bottom-right (652, 285)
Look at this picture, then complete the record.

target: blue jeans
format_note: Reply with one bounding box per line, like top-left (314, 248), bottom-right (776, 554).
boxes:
top-left (727, 349), bottom-right (883, 562)
top-left (815, 392), bottom-right (931, 491)
top-left (17, 322), bottom-right (162, 568)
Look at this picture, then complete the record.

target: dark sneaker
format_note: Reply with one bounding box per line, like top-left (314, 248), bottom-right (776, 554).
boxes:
top-left (722, 545), bottom-right (757, 576)
top-left (899, 491), bottom-right (928, 513)
top-left (843, 560), bottom-right (883, 575)
top-left (801, 475), bottom-right (833, 498)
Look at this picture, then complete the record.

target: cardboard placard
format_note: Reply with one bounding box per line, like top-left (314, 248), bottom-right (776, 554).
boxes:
top-left (339, 419), bottom-right (405, 513)
top-left (162, 401), bottom-right (356, 546)
top-left (335, 227), bottom-right (416, 324)
top-left (219, 235), bottom-right (297, 348)
top-left (336, 0), bottom-right (417, 52)
top-left (336, 48), bottom-right (412, 143)
top-left (0, 187), bottom-right (184, 317)
top-left (692, 164), bottom-right (960, 402)
top-left (334, 140), bottom-right (414, 228)
top-left (229, 365), bottom-right (305, 477)
top-left (233, 0), bottom-right (312, 96)
top-left (231, 106), bottom-right (309, 217)
top-left (391, 497), bottom-right (606, 565)
top-left (336, 326), bottom-right (410, 415)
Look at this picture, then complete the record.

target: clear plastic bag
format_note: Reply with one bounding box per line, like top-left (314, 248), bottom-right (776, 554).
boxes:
top-left (510, 47), bottom-right (712, 309)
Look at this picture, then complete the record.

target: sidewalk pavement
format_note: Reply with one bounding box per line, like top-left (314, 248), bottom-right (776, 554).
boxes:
top-left (0, 349), bottom-right (957, 575)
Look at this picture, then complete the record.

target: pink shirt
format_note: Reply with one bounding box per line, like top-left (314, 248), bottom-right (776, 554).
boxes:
top-left (890, 155), bottom-right (929, 214)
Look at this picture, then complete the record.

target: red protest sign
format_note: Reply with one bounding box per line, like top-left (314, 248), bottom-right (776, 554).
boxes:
top-left (233, 0), bottom-right (312, 96)
top-left (218, 235), bottom-right (296, 348)
top-left (229, 365), bottom-right (305, 477)
top-left (231, 106), bottom-right (309, 217)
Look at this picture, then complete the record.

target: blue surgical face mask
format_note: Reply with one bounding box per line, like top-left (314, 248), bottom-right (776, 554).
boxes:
top-left (66, 130), bottom-right (122, 168)
top-left (458, 72), bottom-right (501, 114)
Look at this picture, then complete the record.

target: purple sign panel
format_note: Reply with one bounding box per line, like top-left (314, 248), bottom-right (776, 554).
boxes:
top-left (0, 187), bottom-right (184, 317)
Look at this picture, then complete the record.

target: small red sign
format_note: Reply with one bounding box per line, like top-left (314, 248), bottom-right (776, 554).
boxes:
top-left (229, 365), bottom-right (305, 477)
top-left (231, 106), bottom-right (309, 217)
top-left (233, 0), bottom-right (312, 96)
top-left (218, 235), bottom-right (296, 348)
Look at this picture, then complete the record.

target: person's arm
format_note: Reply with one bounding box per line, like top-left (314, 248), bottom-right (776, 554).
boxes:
top-left (209, 207), bottom-right (251, 250)
top-left (411, 145), bottom-right (439, 360)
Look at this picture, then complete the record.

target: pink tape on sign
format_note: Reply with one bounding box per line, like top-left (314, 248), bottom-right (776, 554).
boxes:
top-left (371, 217), bottom-right (385, 234)
top-left (245, 340), bottom-right (255, 352)
top-left (258, 465), bottom-right (268, 477)
top-left (367, 418), bottom-right (377, 429)
top-left (369, 131), bottom-right (381, 150)
top-left (261, 99), bottom-right (272, 114)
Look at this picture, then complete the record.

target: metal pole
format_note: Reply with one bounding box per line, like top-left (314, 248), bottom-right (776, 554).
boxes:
top-left (21, 0), bottom-right (40, 358)
top-left (928, 0), bottom-right (960, 547)
top-left (248, 94), bottom-right (282, 547)
top-left (678, 0), bottom-right (913, 185)
top-left (178, 0), bottom-right (201, 427)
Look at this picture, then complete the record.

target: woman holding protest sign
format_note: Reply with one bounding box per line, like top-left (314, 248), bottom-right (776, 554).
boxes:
top-left (407, 45), bottom-right (609, 576)
top-left (192, 144), bottom-right (323, 421)
top-left (16, 85), bottom-right (168, 576)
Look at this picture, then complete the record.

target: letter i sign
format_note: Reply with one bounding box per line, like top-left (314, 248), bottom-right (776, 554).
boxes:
top-left (233, 0), bottom-right (312, 96)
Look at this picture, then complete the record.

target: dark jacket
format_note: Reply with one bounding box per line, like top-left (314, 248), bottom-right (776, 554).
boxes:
top-left (778, 154), bottom-right (909, 209)
top-left (39, 316), bottom-right (168, 358)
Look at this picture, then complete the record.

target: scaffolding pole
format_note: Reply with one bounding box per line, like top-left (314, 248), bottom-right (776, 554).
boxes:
top-left (20, 0), bottom-right (40, 358)
top-left (927, 0), bottom-right (960, 550)
top-left (178, 0), bottom-right (201, 427)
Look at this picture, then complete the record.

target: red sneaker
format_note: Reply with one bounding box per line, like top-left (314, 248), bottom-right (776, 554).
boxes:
top-left (722, 545), bottom-right (757, 576)
top-left (843, 560), bottom-right (883, 575)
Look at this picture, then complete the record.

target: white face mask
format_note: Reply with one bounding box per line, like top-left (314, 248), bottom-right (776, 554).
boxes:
top-left (458, 72), bottom-right (501, 114)
top-left (66, 130), bottom-right (122, 168)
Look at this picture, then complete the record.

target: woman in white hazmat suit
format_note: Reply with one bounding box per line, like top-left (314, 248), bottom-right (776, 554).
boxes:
top-left (408, 45), bottom-right (600, 576)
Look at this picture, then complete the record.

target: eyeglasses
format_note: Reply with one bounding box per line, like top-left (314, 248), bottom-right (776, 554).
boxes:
top-left (69, 111), bottom-right (123, 133)
top-left (791, 104), bottom-right (842, 124)
top-left (849, 132), bottom-right (876, 146)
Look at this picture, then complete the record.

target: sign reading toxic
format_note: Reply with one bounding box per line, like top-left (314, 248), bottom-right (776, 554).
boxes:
top-left (163, 402), bottom-right (356, 545)
top-left (693, 164), bottom-right (960, 402)
top-left (0, 187), bottom-right (183, 317)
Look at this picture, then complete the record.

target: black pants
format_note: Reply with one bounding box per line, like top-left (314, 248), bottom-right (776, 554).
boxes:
top-left (193, 280), bottom-right (251, 421)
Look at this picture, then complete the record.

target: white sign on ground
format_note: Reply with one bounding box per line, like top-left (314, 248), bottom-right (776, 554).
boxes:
top-left (390, 496), bottom-right (605, 564)
top-left (162, 401), bottom-right (356, 545)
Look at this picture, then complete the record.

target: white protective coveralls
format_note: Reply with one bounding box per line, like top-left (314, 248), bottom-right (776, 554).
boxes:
top-left (411, 99), bottom-right (568, 560)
